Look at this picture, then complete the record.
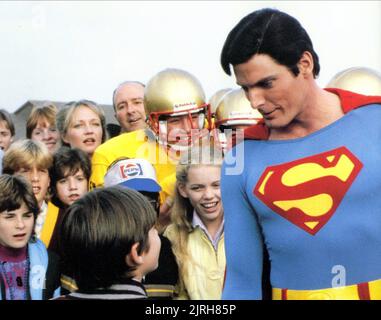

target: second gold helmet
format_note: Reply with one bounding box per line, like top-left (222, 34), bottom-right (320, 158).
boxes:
top-left (327, 67), bottom-right (381, 95)
top-left (208, 88), bottom-right (233, 116)
top-left (215, 88), bottom-right (262, 128)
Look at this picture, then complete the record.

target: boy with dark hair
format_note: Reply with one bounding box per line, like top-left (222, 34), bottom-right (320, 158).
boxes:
top-left (0, 174), bottom-right (60, 300)
top-left (48, 146), bottom-right (91, 256)
top-left (49, 147), bottom-right (91, 209)
top-left (104, 157), bottom-right (179, 299)
top-left (56, 186), bottom-right (161, 300)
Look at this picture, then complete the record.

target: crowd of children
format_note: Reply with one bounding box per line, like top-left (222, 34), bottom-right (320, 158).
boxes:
top-left (0, 68), bottom-right (234, 300)
top-left (1, 6), bottom-right (381, 300)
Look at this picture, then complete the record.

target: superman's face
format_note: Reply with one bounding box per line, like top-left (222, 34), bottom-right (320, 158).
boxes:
top-left (233, 53), bottom-right (312, 131)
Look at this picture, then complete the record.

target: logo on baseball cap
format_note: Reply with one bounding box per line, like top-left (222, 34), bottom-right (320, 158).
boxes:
top-left (104, 158), bottom-right (161, 192)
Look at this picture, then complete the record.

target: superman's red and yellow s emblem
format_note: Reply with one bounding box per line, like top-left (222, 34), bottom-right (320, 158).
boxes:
top-left (254, 147), bottom-right (363, 235)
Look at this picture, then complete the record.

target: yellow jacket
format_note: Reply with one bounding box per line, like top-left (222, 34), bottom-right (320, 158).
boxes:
top-left (165, 225), bottom-right (226, 300)
top-left (39, 202), bottom-right (60, 248)
top-left (90, 129), bottom-right (177, 202)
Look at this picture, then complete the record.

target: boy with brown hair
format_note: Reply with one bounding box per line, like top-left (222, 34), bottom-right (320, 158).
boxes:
top-left (56, 186), bottom-right (161, 300)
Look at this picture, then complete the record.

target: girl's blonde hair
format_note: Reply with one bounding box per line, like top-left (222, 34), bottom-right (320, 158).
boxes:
top-left (169, 145), bottom-right (223, 291)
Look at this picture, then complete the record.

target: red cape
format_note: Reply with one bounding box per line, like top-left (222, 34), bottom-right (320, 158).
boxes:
top-left (244, 88), bottom-right (381, 141)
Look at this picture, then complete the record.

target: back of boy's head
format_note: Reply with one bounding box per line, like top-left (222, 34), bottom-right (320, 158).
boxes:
top-left (0, 174), bottom-right (40, 222)
top-left (2, 139), bottom-right (52, 174)
top-left (49, 146), bottom-right (91, 208)
top-left (60, 186), bottom-right (157, 291)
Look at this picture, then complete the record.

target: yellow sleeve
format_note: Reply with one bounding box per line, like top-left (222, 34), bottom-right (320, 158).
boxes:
top-left (40, 202), bottom-right (60, 248)
top-left (159, 172), bottom-right (176, 204)
top-left (90, 148), bottom-right (109, 189)
top-left (89, 131), bottom-right (147, 189)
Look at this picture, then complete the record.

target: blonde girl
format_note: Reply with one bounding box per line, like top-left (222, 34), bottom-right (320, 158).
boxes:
top-left (164, 146), bottom-right (225, 299)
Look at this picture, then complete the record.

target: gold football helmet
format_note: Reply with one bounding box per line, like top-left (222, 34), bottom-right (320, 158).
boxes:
top-left (208, 88), bottom-right (233, 116)
top-left (215, 88), bottom-right (262, 128)
top-left (327, 67), bottom-right (381, 95)
top-left (213, 88), bottom-right (262, 153)
top-left (144, 68), bottom-right (211, 149)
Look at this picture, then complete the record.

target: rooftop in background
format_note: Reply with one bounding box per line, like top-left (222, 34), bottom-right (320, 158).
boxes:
top-left (12, 100), bottom-right (118, 141)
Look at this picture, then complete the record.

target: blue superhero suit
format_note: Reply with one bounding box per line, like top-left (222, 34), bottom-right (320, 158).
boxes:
top-left (221, 89), bottom-right (381, 300)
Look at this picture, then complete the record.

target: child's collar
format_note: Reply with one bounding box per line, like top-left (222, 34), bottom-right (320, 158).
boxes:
top-left (0, 244), bottom-right (27, 263)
